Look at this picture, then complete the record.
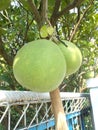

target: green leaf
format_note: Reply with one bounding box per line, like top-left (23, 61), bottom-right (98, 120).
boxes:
top-left (47, 26), bottom-right (54, 36)
top-left (19, 0), bottom-right (31, 11)
top-left (40, 25), bottom-right (48, 38)
top-left (0, 0), bottom-right (11, 11)
top-left (0, 72), bottom-right (12, 85)
top-left (82, 48), bottom-right (89, 57)
top-left (0, 27), bottom-right (7, 35)
top-left (0, 124), bottom-right (5, 130)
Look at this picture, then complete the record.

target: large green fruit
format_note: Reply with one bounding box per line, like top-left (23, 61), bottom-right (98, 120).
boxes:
top-left (0, 0), bottom-right (10, 11)
top-left (58, 40), bottom-right (82, 76)
top-left (13, 39), bottom-right (66, 92)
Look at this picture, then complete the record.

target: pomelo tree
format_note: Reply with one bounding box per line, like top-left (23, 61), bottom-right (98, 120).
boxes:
top-left (0, 0), bottom-right (98, 129)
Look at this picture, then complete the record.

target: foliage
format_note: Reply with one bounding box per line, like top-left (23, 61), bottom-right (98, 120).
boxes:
top-left (0, 0), bottom-right (98, 92)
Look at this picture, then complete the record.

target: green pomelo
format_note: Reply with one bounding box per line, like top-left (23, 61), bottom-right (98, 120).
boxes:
top-left (13, 39), bottom-right (66, 92)
top-left (0, 0), bottom-right (10, 11)
top-left (58, 40), bottom-right (82, 76)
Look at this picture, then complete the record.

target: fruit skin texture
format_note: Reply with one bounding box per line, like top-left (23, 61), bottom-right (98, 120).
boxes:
top-left (58, 40), bottom-right (82, 76)
top-left (13, 39), bottom-right (66, 92)
top-left (0, 0), bottom-right (10, 11)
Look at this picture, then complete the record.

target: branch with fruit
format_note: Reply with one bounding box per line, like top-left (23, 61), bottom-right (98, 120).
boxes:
top-left (1, 0), bottom-right (92, 129)
top-left (13, 39), bottom-right (82, 130)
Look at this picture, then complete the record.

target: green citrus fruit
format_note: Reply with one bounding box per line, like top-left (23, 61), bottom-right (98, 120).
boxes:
top-left (58, 40), bottom-right (82, 76)
top-left (0, 0), bottom-right (10, 11)
top-left (13, 39), bottom-right (66, 92)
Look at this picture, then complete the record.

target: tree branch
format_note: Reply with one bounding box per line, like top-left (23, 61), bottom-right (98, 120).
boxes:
top-left (69, 4), bottom-right (91, 41)
top-left (51, 0), bottom-right (84, 26)
top-left (53, 0), bottom-right (61, 14)
top-left (40, 0), bottom-right (48, 25)
top-left (0, 37), bottom-right (13, 66)
top-left (77, 6), bottom-right (80, 22)
top-left (50, 0), bottom-right (61, 26)
top-left (27, 0), bottom-right (41, 28)
top-left (57, 0), bottom-right (83, 18)
top-left (23, 12), bottom-right (33, 43)
top-left (50, 88), bottom-right (68, 130)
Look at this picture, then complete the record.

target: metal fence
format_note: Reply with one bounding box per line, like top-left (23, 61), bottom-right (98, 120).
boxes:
top-left (0, 91), bottom-right (93, 130)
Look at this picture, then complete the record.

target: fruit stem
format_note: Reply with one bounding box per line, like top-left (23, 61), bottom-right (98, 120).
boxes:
top-left (50, 88), bottom-right (68, 130)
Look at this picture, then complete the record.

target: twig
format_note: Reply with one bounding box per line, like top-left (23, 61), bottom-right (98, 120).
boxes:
top-left (23, 12), bottom-right (33, 43)
top-left (0, 11), bottom-right (12, 25)
top-left (55, 23), bottom-right (68, 47)
top-left (69, 4), bottom-right (91, 41)
top-left (57, 0), bottom-right (83, 18)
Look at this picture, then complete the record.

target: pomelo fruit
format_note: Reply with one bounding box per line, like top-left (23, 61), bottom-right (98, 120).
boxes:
top-left (13, 39), bottom-right (66, 92)
top-left (58, 40), bottom-right (82, 76)
top-left (0, 0), bottom-right (10, 11)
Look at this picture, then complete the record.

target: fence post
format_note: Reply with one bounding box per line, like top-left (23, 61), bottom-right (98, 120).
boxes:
top-left (86, 77), bottom-right (98, 130)
top-left (80, 114), bottom-right (85, 130)
top-left (68, 119), bottom-right (73, 130)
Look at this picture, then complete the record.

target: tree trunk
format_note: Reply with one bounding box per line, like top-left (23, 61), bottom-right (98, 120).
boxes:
top-left (50, 88), bottom-right (68, 130)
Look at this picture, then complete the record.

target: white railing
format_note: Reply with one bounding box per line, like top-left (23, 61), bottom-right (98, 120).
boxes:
top-left (0, 90), bottom-right (92, 130)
